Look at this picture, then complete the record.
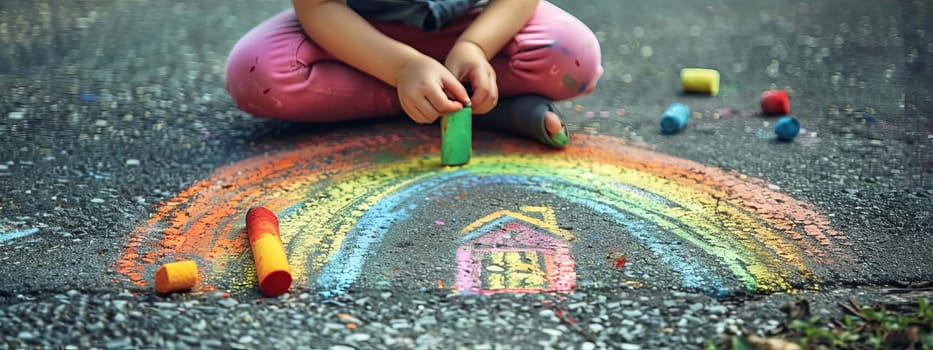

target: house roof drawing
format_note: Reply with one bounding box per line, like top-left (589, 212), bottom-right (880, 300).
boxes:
top-left (458, 206), bottom-right (574, 243)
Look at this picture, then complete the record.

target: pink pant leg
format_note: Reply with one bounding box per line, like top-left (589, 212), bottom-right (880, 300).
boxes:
top-left (225, 10), bottom-right (403, 122)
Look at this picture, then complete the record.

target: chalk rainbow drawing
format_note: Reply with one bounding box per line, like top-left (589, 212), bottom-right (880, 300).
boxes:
top-left (115, 127), bottom-right (847, 296)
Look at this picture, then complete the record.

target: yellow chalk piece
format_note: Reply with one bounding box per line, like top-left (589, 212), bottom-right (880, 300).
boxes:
top-left (681, 68), bottom-right (720, 96)
top-left (155, 260), bottom-right (198, 294)
top-left (251, 234), bottom-right (292, 297)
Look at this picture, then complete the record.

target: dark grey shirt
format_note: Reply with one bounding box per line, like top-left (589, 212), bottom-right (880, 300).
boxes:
top-left (347, 0), bottom-right (489, 32)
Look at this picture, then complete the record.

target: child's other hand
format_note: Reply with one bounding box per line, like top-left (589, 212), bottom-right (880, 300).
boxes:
top-left (445, 41), bottom-right (498, 115)
top-left (396, 56), bottom-right (470, 124)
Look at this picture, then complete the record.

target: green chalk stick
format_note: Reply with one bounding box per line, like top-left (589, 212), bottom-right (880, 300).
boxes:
top-left (441, 106), bottom-right (472, 166)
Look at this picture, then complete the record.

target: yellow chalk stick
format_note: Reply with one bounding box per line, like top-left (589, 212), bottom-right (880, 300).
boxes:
top-left (155, 260), bottom-right (198, 294)
top-left (681, 68), bottom-right (720, 96)
top-left (251, 234), bottom-right (292, 297)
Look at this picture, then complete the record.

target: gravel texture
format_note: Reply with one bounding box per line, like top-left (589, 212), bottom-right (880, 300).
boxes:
top-left (3, 287), bottom-right (928, 349)
top-left (1, 0), bottom-right (931, 348)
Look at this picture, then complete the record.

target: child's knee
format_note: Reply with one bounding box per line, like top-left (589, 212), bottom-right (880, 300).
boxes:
top-left (226, 38), bottom-right (271, 116)
top-left (511, 18), bottom-right (603, 100)
top-left (225, 35), bottom-right (308, 118)
top-left (546, 23), bottom-right (602, 99)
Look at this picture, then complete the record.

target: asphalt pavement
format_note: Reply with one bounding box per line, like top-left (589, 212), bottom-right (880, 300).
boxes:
top-left (1, 0), bottom-right (931, 348)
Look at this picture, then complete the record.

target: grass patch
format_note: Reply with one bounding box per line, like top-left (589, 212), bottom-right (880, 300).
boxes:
top-left (709, 297), bottom-right (932, 350)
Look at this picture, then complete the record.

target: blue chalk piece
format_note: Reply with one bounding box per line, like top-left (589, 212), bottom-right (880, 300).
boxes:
top-left (0, 228), bottom-right (39, 244)
top-left (774, 116), bottom-right (801, 141)
top-left (660, 103), bottom-right (690, 134)
top-left (79, 93), bottom-right (99, 102)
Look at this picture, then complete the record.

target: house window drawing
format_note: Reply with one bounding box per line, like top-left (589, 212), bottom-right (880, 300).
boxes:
top-left (456, 206), bottom-right (576, 294)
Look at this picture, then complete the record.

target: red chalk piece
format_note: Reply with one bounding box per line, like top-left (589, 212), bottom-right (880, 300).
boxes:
top-left (614, 256), bottom-right (628, 269)
top-left (761, 90), bottom-right (790, 115)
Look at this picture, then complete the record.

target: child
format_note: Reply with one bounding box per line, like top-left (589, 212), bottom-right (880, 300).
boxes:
top-left (226, 0), bottom-right (602, 148)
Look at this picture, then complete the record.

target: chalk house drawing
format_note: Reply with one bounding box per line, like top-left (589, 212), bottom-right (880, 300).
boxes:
top-left (456, 207), bottom-right (575, 294)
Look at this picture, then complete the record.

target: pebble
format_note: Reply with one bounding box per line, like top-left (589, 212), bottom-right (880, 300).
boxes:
top-left (188, 319), bottom-right (206, 331)
top-left (620, 344), bottom-right (641, 350)
top-left (568, 302), bottom-right (588, 310)
top-left (94, 119), bottom-right (108, 127)
top-left (8, 111), bottom-right (24, 120)
top-left (179, 335), bottom-right (200, 344)
top-left (581, 342), bottom-right (597, 350)
top-left (90, 198), bottom-right (105, 204)
top-left (218, 298), bottom-right (238, 308)
top-left (418, 316), bottom-right (437, 326)
top-left (104, 338), bottom-right (132, 349)
top-left (588, 323), bottom-right (605, 333)
top-left (416, 333), bottom-right (438, 345)
top-left (158, 324), bottom-right (177, 336)
top-left (707, 305), bottom-right (728, 314)
top-left (126, 159), bottom-right (141, 166)
top-left (347, 332), bottom-right (371, 342)
top-left (337, 313), bottom-right (363, 325)
top-left (390, 319), bottom-right (412, 329)
top-left (617, 328), bottom-right (636, 341)
top-left (237, 335), bottom-right (254, 344)
top-left (202, 340), bottom-right (223, 347)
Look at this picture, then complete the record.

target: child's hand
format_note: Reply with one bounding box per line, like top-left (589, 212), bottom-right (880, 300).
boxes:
top-left (445, 41), bottom-right (498, 115)
top-left (396, 56), bottom-right (470, 124)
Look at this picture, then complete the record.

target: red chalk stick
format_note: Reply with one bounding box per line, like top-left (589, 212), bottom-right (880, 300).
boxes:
top-left (761, 90), bottom-right (790, 115)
